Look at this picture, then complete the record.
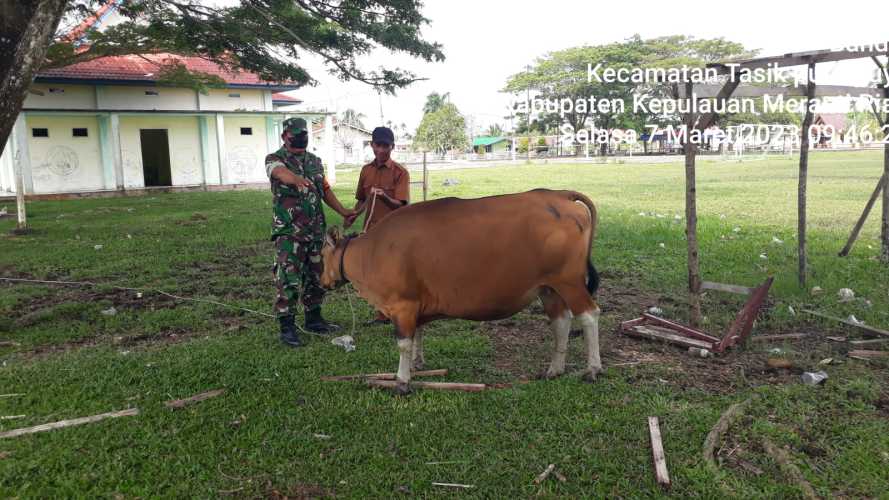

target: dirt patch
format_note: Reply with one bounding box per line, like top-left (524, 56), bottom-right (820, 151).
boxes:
top-left (476, 273), bottom-right (856, 393)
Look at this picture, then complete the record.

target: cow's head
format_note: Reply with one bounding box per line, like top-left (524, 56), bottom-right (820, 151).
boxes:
top-left (320, 226), bottom-right (347, 289)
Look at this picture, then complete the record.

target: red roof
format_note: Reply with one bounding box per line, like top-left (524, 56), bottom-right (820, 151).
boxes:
top-left (36, 53), bottom-right (298, 89)
top-left (272, 92), bottom-right (300, 102)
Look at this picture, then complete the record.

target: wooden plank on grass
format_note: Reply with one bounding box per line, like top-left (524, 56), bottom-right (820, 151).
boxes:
top-left (848, 350), bottom-right (889, 359)
top-left (802, 309), bottom-right (889, 338)
top-left (701, 281), bottom-right (754, 295)
top-left (165, 389), bottom-right (225, 409)
top-left (751, 333), bottom-right (809, 342)
top-left (0, 408), bottom-right (139, 439)
top-left (849, 338), bottom-right (889, 346)
top-left (321, 369), bottom-right (448, 381)
top-left (648, 416), bottom-right (671, 488)
top-left (626, 325), bottom-right (713, 350)
top-left (366, 380), bottom-right (487, 392)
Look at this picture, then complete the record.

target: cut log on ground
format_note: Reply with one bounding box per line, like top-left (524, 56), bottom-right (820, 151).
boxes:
top-left (321, 369), bottom-right (448, 381)
top-left (648, 416), bottom-right (671, 488)
top-left (366, 380), bottom-right (488, 392)
top-left (703, 399), bottom-right (753, 469)
top-left (802, 309), bottom-right (889, 338)
top-left (165, 389), bottom-right (225, 409)
top-left (0, 408), bottom-right (139, 439)
top-left (761, 439), bottom-right (819, 500)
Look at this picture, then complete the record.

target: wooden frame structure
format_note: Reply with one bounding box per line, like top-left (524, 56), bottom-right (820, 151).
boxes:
top-left (621, 277), bottom-right (773, 353)
top-left (679, 47), bottom-right (889, 324)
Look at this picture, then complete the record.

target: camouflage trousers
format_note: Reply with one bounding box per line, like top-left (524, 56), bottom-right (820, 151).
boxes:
top-left (273, 235), bottom-right (325, 317)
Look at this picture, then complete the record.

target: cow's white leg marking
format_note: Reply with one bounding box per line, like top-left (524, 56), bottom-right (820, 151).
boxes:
top-left (578, 308), bottom-right (602, 382)
top-left (545, 312), bottom-right (572, 378)
top-left (396, 337), bottom-right (414, 385)
top-left (411, 329), bottom-right (425, 370)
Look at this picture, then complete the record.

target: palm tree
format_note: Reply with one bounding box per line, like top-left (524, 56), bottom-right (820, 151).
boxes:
top-left (340, 108), bottom-right (366, 129)
top-left (487, 123), bottom-right (504, 137)
top-left (423, 92), bottom-right (450, 115)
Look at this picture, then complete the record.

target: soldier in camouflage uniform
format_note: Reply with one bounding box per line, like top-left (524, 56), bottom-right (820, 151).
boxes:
top-left (267, 117), bottom-right (356, 347)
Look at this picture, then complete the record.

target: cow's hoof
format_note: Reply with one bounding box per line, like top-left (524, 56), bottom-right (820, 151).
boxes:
top-left (392, 383), bottom-right (413, 396)
top-left (581, 368), bottom-right (602, 383)
top-left (537, 369), bottom-right (564, 380)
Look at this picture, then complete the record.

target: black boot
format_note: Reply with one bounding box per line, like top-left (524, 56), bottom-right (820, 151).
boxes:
top-left (305, 308), bottom-right (341, 334)
top-left (278, 315), bottom-right (302, 348)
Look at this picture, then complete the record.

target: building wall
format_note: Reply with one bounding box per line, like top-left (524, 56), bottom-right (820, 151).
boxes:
top-left (25, 115), bottom-right (105, 194)
top-left (23, 84), bottom-right (274, 113)
top-left (199, 89), bottom-right (268, 112)
top-left (100, 86), bottom-right (198, 111)
top-left (222, 116), bottom-right (271, 184)
top-left (118, 115), bottom-right (204, 188)
top-left (0, 137), bottom-right (13, 193)
top-left (313, 126), bottom-right (371, 166)
top-left (23, 84), bottom-right (97, 109)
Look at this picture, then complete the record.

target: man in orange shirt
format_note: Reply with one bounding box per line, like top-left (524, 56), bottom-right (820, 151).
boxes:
top-left (345, 126), bottom-right (410, 323)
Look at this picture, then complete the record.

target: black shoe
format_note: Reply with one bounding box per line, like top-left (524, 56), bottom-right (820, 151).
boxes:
top-left (278, 315), bottom-right (302, 348)
top-left (305, 308), bottom-right (341, 334)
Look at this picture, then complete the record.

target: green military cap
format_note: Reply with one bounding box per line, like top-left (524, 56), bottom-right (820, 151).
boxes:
top-left (282, 117), bottom-right (308, 134)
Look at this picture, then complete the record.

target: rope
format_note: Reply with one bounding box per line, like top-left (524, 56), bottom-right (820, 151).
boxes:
top-left (0, 277), bottom-right (363, 338)
top-left (361, 190), bottom-right (378, 234)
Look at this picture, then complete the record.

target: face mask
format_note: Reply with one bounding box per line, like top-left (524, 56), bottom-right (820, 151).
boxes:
top-left (288, 132), bottom-right (308, 149)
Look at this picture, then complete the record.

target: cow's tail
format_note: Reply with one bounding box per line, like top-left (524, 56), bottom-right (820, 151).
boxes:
top-left (568, 191), bottom-right (600, 296)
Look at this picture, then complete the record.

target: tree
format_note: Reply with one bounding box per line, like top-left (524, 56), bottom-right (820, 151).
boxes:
top-left (414, 102), bottom-right (467, 154)
top-left (422, 91), bottom-right (450, 114)
top-left (503, 35), bottom-right (753, 155)
top-left (1, 0), bottom-right (445, 159)
top-left (340, 108), bottom-right (366, 129)
top-left (486, 123), bottom-right (504, 137)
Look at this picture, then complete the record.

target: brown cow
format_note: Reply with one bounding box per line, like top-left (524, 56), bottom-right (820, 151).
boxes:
top-left (319, 189), bottom-right (601, 393)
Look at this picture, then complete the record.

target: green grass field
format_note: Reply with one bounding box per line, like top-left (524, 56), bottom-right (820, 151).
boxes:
top-left (1, 150), bottom-right (888, 498)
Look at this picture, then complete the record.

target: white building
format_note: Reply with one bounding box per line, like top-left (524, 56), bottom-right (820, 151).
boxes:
top-left (0, 53), bottom-right (335, 199)
top-left (312, 119), bottom-right (373, 167)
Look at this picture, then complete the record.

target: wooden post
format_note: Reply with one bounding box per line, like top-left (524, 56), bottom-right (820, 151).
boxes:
top-left (798, 63), bottom-right (817, 287)
top-left (422, 151), bottom-right (428, 201)
top-left (882, 84), bottom-right (889, 263)
top-left (839, 175), bottom-right (886, 256)
top-left (13, 147), bottom-right (26, 230)
top-left (684, 80), bottom-right (702, 326)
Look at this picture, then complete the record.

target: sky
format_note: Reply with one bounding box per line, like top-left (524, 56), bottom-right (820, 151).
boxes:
top-left (288, 0), bottom-right (889, 135)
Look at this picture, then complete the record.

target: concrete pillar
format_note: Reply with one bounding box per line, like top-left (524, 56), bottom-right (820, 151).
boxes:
top-left (323, 113), bottom-right (335, 185)
top-left (109, 113), bottom-right (123, 190)
top-left (98, 114), bottom-right (115, 190)
top-left (198, 115), bottom-right (212, 187)
top-left (265, 116), bottom-right (278, 153)
top-left (215, 113), bottom-right (226, 185)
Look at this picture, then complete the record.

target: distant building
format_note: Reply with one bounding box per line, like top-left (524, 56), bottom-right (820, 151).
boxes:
top-left (0, 4), bottom-right (334, 198)
top-left (312, 119), bottom-right (373, 166)
top-left (812, 113), bottom-right (848, 147)
top-left (472, 136), bottom-right (511, 154)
